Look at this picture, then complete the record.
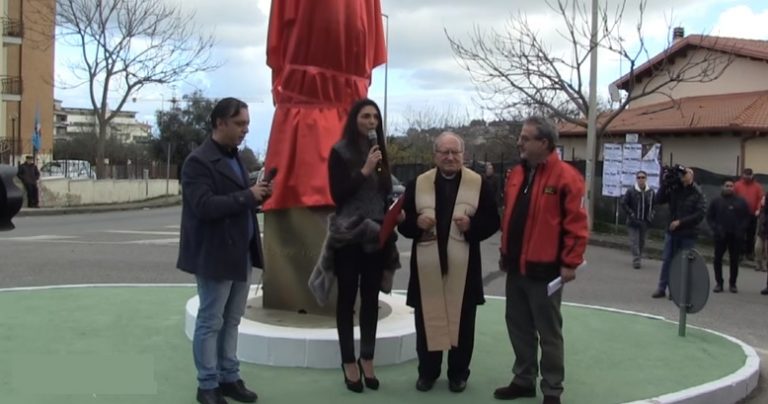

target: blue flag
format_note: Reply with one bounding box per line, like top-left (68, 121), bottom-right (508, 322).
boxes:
top-left (32, 104), bottom-right (41, 152)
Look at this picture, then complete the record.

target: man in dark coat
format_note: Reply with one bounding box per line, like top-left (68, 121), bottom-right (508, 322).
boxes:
top-left (652, 166), bottom-right (707, 298)
top-left (398, 132), bottom-right (499, 394)
top-left (707, 179), bottom-right (751, 293)
top-left (177, 98), bottom-right (272, 404)
top-left (17, 155), bottom-right (40, 208)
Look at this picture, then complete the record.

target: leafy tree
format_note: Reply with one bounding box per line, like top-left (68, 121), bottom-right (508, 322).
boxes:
top-left (151, 91), bottom-right (217, 167)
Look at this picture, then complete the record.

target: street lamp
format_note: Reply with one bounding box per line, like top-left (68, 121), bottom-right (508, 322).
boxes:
top-left (10, 114), bottom-right (17, 165)
top-left (382, 13), bottom-right (389, 138)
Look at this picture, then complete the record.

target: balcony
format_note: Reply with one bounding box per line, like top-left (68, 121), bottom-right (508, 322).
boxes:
top-left (1, 76), bottom-right (22, 101)
top-left (2, 18), bottom-right (23, 45)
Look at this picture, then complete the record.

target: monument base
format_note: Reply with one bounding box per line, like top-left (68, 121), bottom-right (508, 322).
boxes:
top-left (184, 289), bottom-right (417, 368)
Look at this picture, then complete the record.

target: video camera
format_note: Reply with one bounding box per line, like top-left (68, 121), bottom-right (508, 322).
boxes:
top-left (662, 164), bottom-right (687, 189)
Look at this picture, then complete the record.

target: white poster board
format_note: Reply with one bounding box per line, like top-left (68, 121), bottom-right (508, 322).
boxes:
top-left (602, 143), bottom-right (623, 197)
top-left (602, 143), bottom-right (661, 196)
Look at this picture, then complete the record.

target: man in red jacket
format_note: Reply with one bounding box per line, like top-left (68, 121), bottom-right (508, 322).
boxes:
top-left (494, 117), bottom-right (589, 404)
top-left (733, 168), bottom-right (764, 261)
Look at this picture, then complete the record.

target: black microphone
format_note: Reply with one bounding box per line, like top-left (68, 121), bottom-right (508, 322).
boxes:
top-left (368, 129), bottom-right (381, 173)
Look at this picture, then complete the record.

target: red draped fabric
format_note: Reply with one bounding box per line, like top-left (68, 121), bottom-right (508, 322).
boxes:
top-left (262, 0), bottom-right (387, 210)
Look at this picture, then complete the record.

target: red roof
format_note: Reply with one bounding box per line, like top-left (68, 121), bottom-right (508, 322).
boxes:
top-left (559, 90), bottom-right (768, 136)
top-left (612, 35), bottom-right (768, 90)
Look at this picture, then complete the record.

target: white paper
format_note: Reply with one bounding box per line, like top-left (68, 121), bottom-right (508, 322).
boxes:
top-left (547, 261), bottom-right (588, 296)
top-left (547, 277), bottom-right (563, 296)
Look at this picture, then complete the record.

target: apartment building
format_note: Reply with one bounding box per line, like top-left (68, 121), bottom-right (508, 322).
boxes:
top-left (1, 0), bottom-right (55, 164)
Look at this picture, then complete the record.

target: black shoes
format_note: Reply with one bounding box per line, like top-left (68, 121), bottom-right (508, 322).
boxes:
top-left (761, 287), bottom-right (768, 295)
top-left (543, 396), bottom-right (562, 404)
top-left (713, 284), bottom-right (723, 293)
top-left (357, 358), bottom-right (379, 390)
top-left (729, 285), bottom-right (738, 293)
top-left (219, 380), bottom-right (258, 403)
top-left (651, 289), bottom-right (666, 299)
top-left (493, 382), bottom-right (536, 400)
top-left (415, 378), bottom-right (436, 392)
top-left (342, 364), bottom-right (363, 393)
top-left (197, 388), bottom-right (227, 404)
top-left (448, 379), bottom-right (467, 393)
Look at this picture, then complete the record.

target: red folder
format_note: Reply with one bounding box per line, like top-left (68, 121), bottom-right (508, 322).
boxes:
top-left (379, 195), bottom-right (404, 248)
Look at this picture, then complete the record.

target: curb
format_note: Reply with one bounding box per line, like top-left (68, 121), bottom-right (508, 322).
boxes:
top-left (16, 195), bottom-right (182, 217)
top-left (588, 237), bottom-right (761, 270)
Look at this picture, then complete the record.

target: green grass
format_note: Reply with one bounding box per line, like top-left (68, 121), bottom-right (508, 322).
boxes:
top-left (0, 287), bottom-right (747, 404)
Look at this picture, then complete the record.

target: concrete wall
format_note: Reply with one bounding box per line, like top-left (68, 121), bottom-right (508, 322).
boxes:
top-left (39, 178), bottom-right (179, 207)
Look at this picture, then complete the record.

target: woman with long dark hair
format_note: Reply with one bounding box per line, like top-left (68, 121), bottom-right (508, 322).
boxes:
top-left (327, 98), bottom-right (393, 392)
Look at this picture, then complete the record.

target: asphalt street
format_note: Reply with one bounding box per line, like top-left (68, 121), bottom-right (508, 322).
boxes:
top-left (0, 206), bottom-right (765, 402)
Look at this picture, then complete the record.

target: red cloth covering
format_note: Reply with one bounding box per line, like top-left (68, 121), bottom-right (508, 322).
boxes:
top-left (262, 0), bottom-right (387, 210)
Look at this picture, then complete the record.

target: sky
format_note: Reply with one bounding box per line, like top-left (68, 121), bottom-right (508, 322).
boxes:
top-left (53, 0), bottom-right (768, 155)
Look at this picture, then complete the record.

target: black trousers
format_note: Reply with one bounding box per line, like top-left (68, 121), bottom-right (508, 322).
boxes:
top-left (414, 298), bottom-right (477, 382)
top-left (744, 216), bottom-right (757, 257)
top-left (714, 234), bottom-right (741, 287)
top-left (23, 183), bottom-right (38, 208)
top-left (335, 244), bottom-right (383, 364)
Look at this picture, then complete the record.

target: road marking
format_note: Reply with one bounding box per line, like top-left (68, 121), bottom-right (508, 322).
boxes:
top-left (0, 235), bottom-right (77, 241)
top-left (104, 230), bottom-right (178, 235)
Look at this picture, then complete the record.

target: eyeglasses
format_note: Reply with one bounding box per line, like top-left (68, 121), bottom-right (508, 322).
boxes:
top-left (436, 149), bottom-right (463, 156)
top-left (636, 176), bottom-right (646, 179)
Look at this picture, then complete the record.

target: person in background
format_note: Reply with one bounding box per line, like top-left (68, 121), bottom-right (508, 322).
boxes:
top-left (621, 170), bottom-right (655, 269)
top-left (17, 155), bottom-right (40, 208)
top-left (651, 166), bottom-right (706, 299)
top-left (707, 179), bottom-right (750, 293)
top-left (755, 196), bottom-right (767, 272)
top-left (733, 168), bottom-right (763, 261)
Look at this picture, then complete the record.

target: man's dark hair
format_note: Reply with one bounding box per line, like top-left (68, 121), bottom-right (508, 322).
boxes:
top-left (523, 116), bottom-right (558, 152)
top-left (210, 97), bottom-right (248, 129)
top-left (636, 170), bottom-right (647, 177)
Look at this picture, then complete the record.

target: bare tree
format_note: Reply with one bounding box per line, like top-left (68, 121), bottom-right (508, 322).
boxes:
top-left (446, 0), bottom-right (733, 136)
top-left (55, 0), bottom-right (219, 177)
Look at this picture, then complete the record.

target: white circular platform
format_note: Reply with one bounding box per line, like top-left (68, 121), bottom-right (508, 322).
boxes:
top-left (185, 289), bottom-right (417, 368)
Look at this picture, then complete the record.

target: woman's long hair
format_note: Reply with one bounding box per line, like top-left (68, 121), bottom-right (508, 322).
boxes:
top-left (341, 98), bottom-right (393, 194)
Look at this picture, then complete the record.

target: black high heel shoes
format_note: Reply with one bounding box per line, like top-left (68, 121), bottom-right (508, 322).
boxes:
top-left (342, 363), bottom-right (363, 393)
top-left (357, 358), bottom-right (380, 390)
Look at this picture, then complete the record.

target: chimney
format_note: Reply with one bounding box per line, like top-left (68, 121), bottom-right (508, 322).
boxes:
top-left (673, 27), bottom-right (685, 42)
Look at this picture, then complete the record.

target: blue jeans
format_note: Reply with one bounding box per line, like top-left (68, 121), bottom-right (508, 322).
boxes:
top-left (657, 233), bottom-right (696, 291)
top-left (193, 272), bottom-right (251, 389)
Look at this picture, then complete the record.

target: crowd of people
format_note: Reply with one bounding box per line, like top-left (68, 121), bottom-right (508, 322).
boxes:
top-left (173, 96), bottom-right (765, 404)
top-left (177, 97), bottom-right (587, 404)
top-left (622, 166), bottom-right (768, 297)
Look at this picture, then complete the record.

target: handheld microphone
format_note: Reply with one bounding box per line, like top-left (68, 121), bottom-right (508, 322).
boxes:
top-left (367, 129), bottom-right (382, 173)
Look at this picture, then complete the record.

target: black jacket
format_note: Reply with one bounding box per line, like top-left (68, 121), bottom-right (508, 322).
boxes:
top-left (176, 138), bottom-right (263, 282)
top-left (655, 182), bottom-right (707, 239)
top-left (621, 184), bottom-right (655, 226)
top-left (707, 194), bottom-right (750, 238)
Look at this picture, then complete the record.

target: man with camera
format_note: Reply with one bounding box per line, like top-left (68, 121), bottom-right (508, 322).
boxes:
top-left (651, 165), bottom-right (707, 299)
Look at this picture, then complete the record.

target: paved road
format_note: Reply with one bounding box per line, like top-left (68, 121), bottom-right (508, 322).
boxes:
top-left (1, 206), bottom-right (765, 402)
